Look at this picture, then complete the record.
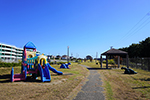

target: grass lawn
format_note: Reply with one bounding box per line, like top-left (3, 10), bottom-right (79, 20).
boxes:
top-left (0, 63), bottom-right (88, 100)
top-left (81, 61), bottom-right (150, 100)
top-left (1, 61), bottom-right (150, 100)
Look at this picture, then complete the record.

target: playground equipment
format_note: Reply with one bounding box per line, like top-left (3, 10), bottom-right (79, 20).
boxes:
top-left (121, 67), bottom-right (137, 74)
top-left (11, 42), bottom-right (63, 82)
top-left (60, 63), bottom-right (71, 69)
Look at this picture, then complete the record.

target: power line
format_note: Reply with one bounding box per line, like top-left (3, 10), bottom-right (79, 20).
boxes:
top-left (114, 11), bottom-right (150, 46)
top-left (130, 17), bottom-right (150, 34)
top-left (125, 19), bottom-right (150, 40)
top-left (121, 15), bottom-right (147, 39)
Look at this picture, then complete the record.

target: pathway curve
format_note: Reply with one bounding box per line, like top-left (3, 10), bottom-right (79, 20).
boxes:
top-left (73, 65), bottom-right (105, 100)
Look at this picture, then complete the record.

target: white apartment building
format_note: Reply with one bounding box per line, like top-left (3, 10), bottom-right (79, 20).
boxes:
top-left (0, 43), bottom-right (23, 62)
top-left (0, 43), bottom-right (40, 63)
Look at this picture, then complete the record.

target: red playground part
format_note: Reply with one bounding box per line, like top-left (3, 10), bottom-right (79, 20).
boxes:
top-left (13, 74), bottom-right (26, 81)
top-left (11, 67), bottom-right (26, 82)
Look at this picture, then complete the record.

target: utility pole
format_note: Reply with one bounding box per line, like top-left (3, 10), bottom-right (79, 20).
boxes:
top-left (67, 46), bottom-right (69, 63)
top-left (96, 52), bottom-right (98, 59)
top-left (96, 52), bottom-right (98, 62)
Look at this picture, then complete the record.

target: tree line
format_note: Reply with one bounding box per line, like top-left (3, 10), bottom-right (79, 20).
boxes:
top-left (119, 37), bottom-right (150, 58)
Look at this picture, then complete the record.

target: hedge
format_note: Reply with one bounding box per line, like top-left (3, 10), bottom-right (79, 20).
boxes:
top-left (0, 62), bottom-right (22, 67)
top-left (0, 61), bottom-right (68, 67)
top-left (48, 62), bottom-right (67, 65)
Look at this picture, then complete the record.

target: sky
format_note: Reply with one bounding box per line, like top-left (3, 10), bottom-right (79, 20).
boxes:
top-left (0, 0), bottom-right (150, 58)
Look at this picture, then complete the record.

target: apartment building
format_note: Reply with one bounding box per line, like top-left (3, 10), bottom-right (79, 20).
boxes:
top-left (0, 43), bottom-right (40, 63)
top-left (0, 43), bottom-right (23, 62)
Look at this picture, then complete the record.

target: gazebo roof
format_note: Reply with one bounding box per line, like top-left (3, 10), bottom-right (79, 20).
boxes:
top-left (101, 48), bottom-right (128, 55)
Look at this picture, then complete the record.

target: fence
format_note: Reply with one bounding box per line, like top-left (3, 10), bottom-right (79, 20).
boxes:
top-left (122, 57), bottom-right (150, 71)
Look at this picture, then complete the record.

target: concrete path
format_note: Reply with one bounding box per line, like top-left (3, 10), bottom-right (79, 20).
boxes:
top-left (73, 65), bottom-right (105, 100)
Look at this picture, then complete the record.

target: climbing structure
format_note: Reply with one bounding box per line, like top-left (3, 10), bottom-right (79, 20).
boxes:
top-left (11, 42), bottom-right (63, 82)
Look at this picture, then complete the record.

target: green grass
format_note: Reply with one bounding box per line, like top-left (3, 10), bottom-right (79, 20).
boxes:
top-left (104, 81), bottom-right (113, 100)
top-left (81, 61), bottom-right (150, 100)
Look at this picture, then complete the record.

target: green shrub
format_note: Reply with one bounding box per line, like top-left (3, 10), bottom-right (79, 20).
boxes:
top-left (49, 62), bottom-right (54, 65)
top-left (57, 62), bottom-right (67, 65)
top-left (108, 59), bottom-right (115, 65)
top-left (103, 60), bottom-right (106, 64)
top-left (48, 62), bottom-right (67, 65)
top-left (0, 62), bottom-right (22, 67)
top-left (102, 59), bottom-right (115, 65)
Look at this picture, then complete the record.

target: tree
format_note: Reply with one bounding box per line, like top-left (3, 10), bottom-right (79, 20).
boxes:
top-left (140, 37), bottom-right (150, 57)
top-left (128, 43), bottom-right (141, 58)
top-left (119, 37), bottom-right (150, 58)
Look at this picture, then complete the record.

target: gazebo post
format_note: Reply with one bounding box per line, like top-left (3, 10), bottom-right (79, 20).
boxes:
top-left (106, 54), bottom-right (108, 69)
top-left (126, 54), bottom-right (129, 68)
top-left (100, 55), bottom-right (102, 68)
top-left (118, 56), bottom-right (120, 68)
top-left (101, 48), bottom-right (128, 69)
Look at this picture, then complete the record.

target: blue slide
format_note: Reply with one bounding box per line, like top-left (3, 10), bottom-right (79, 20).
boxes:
top-left (38, 64), bottom-right (51, 82)
top-left (47, 63), bottom-right (63, 75)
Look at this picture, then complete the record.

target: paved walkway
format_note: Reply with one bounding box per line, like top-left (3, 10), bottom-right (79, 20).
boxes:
top-left (73, 65), bottom-right (105, 100)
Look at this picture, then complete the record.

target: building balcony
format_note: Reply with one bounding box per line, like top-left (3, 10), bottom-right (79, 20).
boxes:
top-left (0, 47), bottom-right (16, 52)
top-left (0, 55), bottom-right (16, 58)
top-left (16, 53), bottom-right (22, 56)
top-left (16, 57), bottom-right (22, 59)
top-left (0, 51), bottom-right (16, 55)
top-left (16, 50), bottom-right (23, 53)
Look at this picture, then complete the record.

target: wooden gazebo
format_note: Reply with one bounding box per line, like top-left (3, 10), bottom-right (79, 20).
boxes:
top-left (100, 48), bottom-right (129, 69)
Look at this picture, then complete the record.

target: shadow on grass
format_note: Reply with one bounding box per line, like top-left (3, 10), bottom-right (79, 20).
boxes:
top-left (137, 78), bottom-right (150, 81)
top-left (0, 74), bottom-right (42, 83)
top-left (0, 74), bottom-right (11, 83)
top-left (132, 77), bottom-right (150, 81)
top-left (121, 73), bottom-right (136, 75)
top-left (51, 73), bottom-right (73, 76)
top-left (24, 77), bottom-right (42, 82)
top-left (87, 68), bottom-right (112, 70)
top-left (80, 64), bottom-right (112, 70)
top-left (0, 73), bottom-right (72, 83)
top-left (132, 86), bottom-right (150, 89)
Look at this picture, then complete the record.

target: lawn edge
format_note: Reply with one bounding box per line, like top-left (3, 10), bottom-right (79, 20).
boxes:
top-left (65, 64), bottom-right (90, 100)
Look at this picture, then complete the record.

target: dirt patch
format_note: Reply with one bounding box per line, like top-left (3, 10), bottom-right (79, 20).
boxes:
top-left (0, 63), bottom-right (88, 100)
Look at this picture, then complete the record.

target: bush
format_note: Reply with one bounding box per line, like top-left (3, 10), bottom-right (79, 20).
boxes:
top-left (108, 59), bottom-right (115, 65)
top-left (0, 62), bottom-right (22, 67)
top-left (48, 62), bottom-right (67, 65)
top-left (102, 59), bottom-right (115, 65)
top-left (103, 60), bottom-right (106, 64)
top-left (49, 62), bottom-right (54, 65)
top-left (57, 62), bottom-right (67, 65)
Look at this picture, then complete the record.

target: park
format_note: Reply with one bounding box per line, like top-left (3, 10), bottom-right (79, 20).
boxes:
top-left (1, 1), bottom-right (150, 99)
top-left (0, 44), bottom-right (150, 100)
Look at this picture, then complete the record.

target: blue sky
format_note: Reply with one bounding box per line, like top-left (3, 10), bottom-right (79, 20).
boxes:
top-left (0, 0), bottom-right (150, 58)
